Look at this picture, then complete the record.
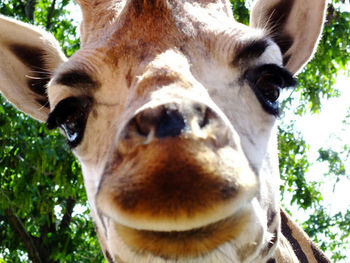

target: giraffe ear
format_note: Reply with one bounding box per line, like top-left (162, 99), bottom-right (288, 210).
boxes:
top-left (250, 0), bottom-right (327, 74)
top-left (0, 15), bottom-right (67, 122)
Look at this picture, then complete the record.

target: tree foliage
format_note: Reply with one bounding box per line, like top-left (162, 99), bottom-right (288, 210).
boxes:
top-left (1, 0), bottom-right (349, 262)
top-left (0, 1), bottom-right (103, 262)
top-left (276, 0), bottom-right (350, 261)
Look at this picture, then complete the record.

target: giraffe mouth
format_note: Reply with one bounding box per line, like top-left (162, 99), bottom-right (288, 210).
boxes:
top-left (113, 208), bottom-right (251, 258)
top-left (97, 139), bottom-right (259, 232)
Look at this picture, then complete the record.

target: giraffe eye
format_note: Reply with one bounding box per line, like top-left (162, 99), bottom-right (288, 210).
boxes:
top-left (256, 73), bottom-right (281, 103)
top-left (47, 96), bottom-right (93, 148)
top-left (61, 117), bottom-right (80, 144)
top-left (245, 64), bottom-right (296, 116)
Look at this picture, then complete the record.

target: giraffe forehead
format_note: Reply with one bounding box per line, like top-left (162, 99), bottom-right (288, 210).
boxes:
top-left (49, 1), bottom-right (249, 105)
top-left (48, 1), bottom-right (271, 124)
top-left (60, 1), bottom-right (263, 95)
top-left (78, 0), bottom-right (237, 59)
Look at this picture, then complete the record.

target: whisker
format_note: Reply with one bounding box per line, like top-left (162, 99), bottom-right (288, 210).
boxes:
top-left (264, 9), bottom-right (276, 32)
top-left (38, 101), bottom-right (50, 110)
top-left (25, 74), bottom-right (46, 80)
top-left (28, 70), bottom-right (52, 76)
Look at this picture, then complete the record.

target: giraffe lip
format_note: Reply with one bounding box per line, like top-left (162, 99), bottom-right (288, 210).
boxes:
top-left (113, 210), bottom-right (251, 258)
top-left (97, 140), bottom-right (259, 232)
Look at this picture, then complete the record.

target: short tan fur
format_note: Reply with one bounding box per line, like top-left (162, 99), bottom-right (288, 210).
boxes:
top-left (0, 0), bottom-right (330, 262)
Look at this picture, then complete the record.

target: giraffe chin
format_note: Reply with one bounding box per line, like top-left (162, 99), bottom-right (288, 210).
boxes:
top-left (113, 208), bottom-right (252, 259)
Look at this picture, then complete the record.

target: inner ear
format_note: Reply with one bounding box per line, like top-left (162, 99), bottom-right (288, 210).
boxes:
top-left (9, 43), bottom-right (52, 108)
top-left (0, 15), bottom-right (66, 122)
top-left (250, 0), bottom-right (326, 74)
top-left (260, 0), bottom-right (295, 65)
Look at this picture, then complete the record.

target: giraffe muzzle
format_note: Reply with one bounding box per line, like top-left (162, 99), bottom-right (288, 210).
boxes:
top-left (96, 100), bottom-right (258, 233)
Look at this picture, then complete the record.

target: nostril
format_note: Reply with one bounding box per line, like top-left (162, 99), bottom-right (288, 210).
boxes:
top-left (195, 105), bottom-right (216, 129)
top-left (135, 111), bottom-right (156, 136)
top-left (135, 107), bottom-right (186, 138)
top-left (155, 108), bottom-right (185, 138)
top-left (199, 107), bottom-right (211, 128)
top-left (130, 103), bottom-right (218, 141)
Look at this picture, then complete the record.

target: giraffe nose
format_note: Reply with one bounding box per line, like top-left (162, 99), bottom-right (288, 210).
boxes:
top-left (124, 102), bottom-right (215, 140)
top-left (135, 105), bottom-right (186, 138)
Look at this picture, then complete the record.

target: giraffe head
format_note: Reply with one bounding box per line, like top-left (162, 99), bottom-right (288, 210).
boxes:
top-left (0, 0), bottom-right (326, 262)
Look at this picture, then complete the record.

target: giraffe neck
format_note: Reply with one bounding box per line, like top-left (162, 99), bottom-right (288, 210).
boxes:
top-left (272, 209), bottom-right (331, 263)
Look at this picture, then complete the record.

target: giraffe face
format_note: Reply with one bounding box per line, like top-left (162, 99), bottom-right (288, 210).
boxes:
top-left (44, 2), bottom-right (290, 260)
top-left (0, 0), bottom-right (326, 261)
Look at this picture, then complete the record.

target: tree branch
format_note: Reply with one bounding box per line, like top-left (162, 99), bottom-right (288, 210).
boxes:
top-left (16, 155), bottom-right (55, 178)
top-left (59, 197), bottom-right (76, 231)
top-left (17, 0), bottom-right (26, 18)
top-left (325, 4), bottom-right (340, 26)
top-left (46, 0), bottom-right (57, 30)
top-left (39, 211), bottom-right (56, 240)
top-left (24, 0), bottom-right (36, 23)
top-left (5, 208), bottom-right (43, 263)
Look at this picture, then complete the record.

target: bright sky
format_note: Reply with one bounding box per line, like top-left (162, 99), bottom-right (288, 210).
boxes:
top-left (284, 74), bottom-right (350, 214)
top-left (282, 74), bottom-right (350, 262)
top-left (286, 76), bottom-right (350, 213)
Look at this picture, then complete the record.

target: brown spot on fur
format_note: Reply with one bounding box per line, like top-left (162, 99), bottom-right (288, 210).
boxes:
top-left (267, 208), bottom-right (277, 228)
top-left (132, 0), bottom-right (144, 16)
top-left (132, 0), bottom-right (168, 16)
top-left (92, 108), bottom-right (98, 119)
top-left (105, 250), bottom-right (114, 263)
top-left (280, 210), bottom-right (308, 262)
top-left (136, 73), bottom-right (184, 95)
top-left (115, 209), bottom-right (250, 258)
top-left (310, 243), bottom-right (331, 263)
top-left (266, 258), bottom-right (276, 263)
top-left (125, 68), bottom-right (133, 88)
top-left (102, 0), bottom-right (183, 75)
top-left (93, 0), bottom-right (104, 8)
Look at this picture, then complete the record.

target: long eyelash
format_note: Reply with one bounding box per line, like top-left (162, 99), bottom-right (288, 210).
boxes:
top-left (46, 96), bottom-right (93, 148)
top-left (244, 64), bottom-right (297, 117)
top-left (254, 64), bottom-right (297, 88)
top-left (46, 96), bottom-right (92, 128)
